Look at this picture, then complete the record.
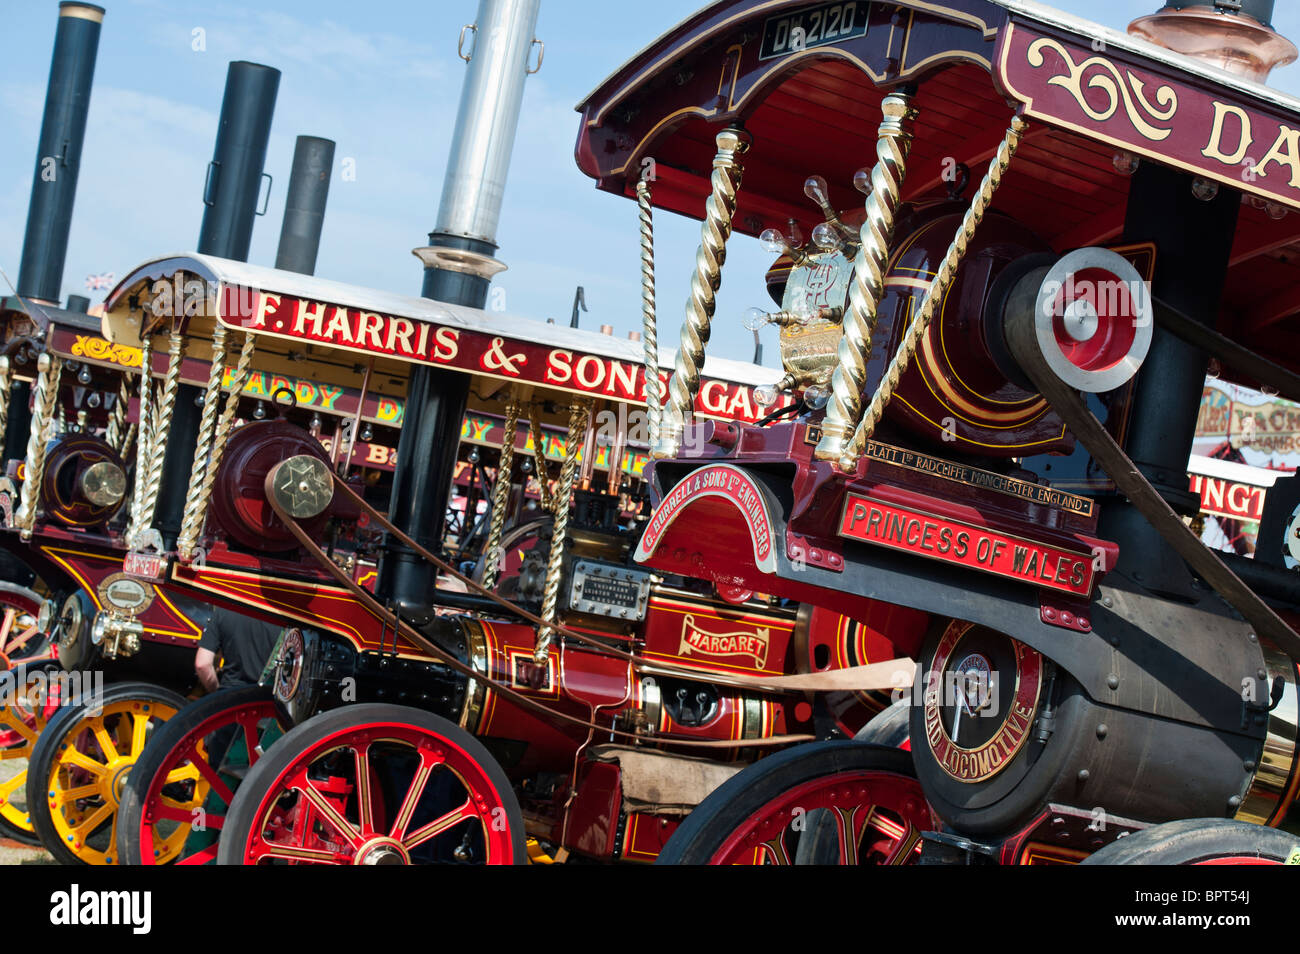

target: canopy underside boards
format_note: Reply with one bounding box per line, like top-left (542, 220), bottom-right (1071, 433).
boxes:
top-left (576, 0), bottom-right (1300, 376)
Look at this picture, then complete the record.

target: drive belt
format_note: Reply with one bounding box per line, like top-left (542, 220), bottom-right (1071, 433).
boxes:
top-left (1005, 312), bottom-right (1300, 661)
top-left (264, 468), bottom-right (912, 750)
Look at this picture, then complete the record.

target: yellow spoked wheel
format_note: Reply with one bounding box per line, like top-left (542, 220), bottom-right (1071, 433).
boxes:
top-left (0, 664), bottom-right (61, 844)
top-left (28, 681), bottom-right (189, 865)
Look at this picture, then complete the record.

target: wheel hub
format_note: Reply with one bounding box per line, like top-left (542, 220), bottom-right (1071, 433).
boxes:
top-left (355, 837), bottom-right (410, 865)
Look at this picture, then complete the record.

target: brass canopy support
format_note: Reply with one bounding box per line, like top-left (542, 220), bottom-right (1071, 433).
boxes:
top-left (176, 326), bottom-right (230, 560)
top-left (15, 353), bottom-right (62, 538)
top-left (129, 331), bottom-right (185, 550)
top-left (842, 115), bottom-right (1028, 469)
top-left (0, 356), bottom-right (11, 453)
top-left (637, 177), bottom-right (661, 452)
top-left (652, 126), bottom-right (750, 459)
top-left (528, 404), bottom-right (554, 512)
top-left (536, 399), bottom-right (591, 661)
top-left (814, 93), bottom-right (917, 468)
top-left (481, 399), bottom-right (521, 592)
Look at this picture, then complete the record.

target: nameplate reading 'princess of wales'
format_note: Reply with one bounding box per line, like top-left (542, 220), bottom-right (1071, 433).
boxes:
top-left (838, 495), bottom-right (1096, 597)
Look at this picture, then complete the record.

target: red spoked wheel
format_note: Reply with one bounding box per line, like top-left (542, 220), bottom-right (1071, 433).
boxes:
top-left (0, 583), bottom-right (54, 671)
top-left (1082, 819), bottom-right (1300, 865)
top-left (116, 685), bottom-right (289, 865)
top-left (216, 704), bottom-right (527, 865)
top-left (656, 742), bottom-right (937, 865)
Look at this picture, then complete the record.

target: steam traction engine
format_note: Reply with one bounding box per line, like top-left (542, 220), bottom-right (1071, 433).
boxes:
top-left (569, 0), bottom-right (1300, 863)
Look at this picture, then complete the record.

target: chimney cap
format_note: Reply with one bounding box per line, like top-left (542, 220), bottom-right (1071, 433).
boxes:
top-left (1160, 2), bottom-right (1275, 30)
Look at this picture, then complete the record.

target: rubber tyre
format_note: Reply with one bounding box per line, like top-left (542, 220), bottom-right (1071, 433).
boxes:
top-left (217, 704), bottom-right (527, 865)
top-left (854, 703), bottom-right (911, 747)
top-left (27, 681), bottom-right (188, 865)
top-left (657, 741), bottom-right (933, 865)
top-left (1082, 819), bottom-right (1300, 865)
top-left (117, 685), bottom-right (289, 865)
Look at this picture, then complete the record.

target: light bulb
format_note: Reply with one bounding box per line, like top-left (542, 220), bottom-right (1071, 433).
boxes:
top-left (785, 219), bottom-right (803, 248)
top-left (77, 367), bottom-right (92, 385)
top-left (790, 296), bottom-right (817, 325)
top-left (1267, 201), bottom-right (1288, 220)
top-left (759, 228), bottom-right (787, 254)
top-left (1191, 178), bottom-right (1219, 202)
top-left (310, 414), bottom-right (322, 434)
top-left (361, 424), bottom-right (374, 441)
top-left (1112, 151), bottom-right (1139, 176)
top-left (804, 175), bottom-right (830, 206)
top-left (853, 168), bottom-right (872, 195)
top-left (754, 384), bottom-right (780, 408)
top-left (86, 392), bottom-right (101, 409)
top-left (812, 221), bottom-right (843, 251)
top-left (253, 403), bottom-right (266, 420)
top-left (468, 448), bottom-right (480, 464)
top-left (803, 385), bottom-right (830, 410)
top-left (743, 307), bottom-right (771, 332)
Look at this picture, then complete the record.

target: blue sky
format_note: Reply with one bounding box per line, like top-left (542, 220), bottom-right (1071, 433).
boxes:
top-left (3, 0), bottom-right (1300, 364)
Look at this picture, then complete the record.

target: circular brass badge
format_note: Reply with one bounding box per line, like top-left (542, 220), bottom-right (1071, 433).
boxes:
top-left (271, 455), bottom-right (334, 519)
top-left (921, 621), bottom-right (1043, 783)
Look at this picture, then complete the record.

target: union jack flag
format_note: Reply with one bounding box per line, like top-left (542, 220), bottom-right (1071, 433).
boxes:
top-left (84, 272), bottom-right (114, 291)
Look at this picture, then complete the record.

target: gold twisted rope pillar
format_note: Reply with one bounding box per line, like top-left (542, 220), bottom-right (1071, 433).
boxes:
top-left (130, 331), bottom-right (184, 548)
top-left (0, 356), bottom-right (11, 450)
top-left (127, 335), bottom-right (155, 538)
top-left (106, 372), bottom-right (131, 451)
top-left (536, 399), bottom-right (591, 661)
top-left (195, 333), bottom-right (256, 531)
top-left (843, 116), bottom-right (1029, 469)
top-left (652, 127), bottom-right (749, 459)
top-left (176, 326), bottom-right (229, 560)
top-left (480, 400), bottom-right (520, 591)
top-left (528, 404), bottom-right (554, 512)
top-left (814, 93), bottom-right (917, 467)
top-left (15, 353), bottom-right (62, 538)
top-left (636, 177), bottom-right (661, 451)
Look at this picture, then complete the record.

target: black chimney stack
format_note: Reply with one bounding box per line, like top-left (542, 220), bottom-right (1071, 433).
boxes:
top-left (197, 61), bottom-right (280, 260)
top-left (6, 4), bottom-right (103, 469)
top-left (16, 3), bottom-right (105, 305)
top-left (155, 61), bottom-right (279, 549)
top-left (275, 135), bottom-right (335, 275)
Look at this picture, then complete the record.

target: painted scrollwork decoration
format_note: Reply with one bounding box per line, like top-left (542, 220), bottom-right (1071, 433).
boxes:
top-left (1027, 38), bottom-right (1178, 142)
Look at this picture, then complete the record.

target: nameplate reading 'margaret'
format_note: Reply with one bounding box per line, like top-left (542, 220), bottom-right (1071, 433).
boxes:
top-left (838, 494), bottom-right (1096, 597)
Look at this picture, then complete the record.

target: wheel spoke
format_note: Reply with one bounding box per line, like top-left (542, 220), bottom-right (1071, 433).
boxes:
top-left (0, 609), bottom-right (15, 644)
top-left (177, 843), bottom-right (220, 865)
top-left (239, 715), bottom-right (262, 767)
top-left (404, 796), bottom-right (476, 851)
top-left (292, 773), bottom-right (364, 849)
top-left (881, 821), bottom-right (923, 865)
top-left (0, 717), bottom-right (36, 746)
top-left (91, 723), bottom-right (118, 761)
top-left (187, 747), bottom-right (236, 805)
top-left (51, 782), bottom-right (102, 805)
top-left (130, 711), bottom-right (150, 756)
top-left (353, 742), bottom-right (374, 837)
top-left (0, 771), bottom-right (24, 799)
top-left (389, 747), bottom-right (443, 841)
top-left (757, 836), bottom-right (792, 865)
top-left (833, 805), bottom-right (867, 865)
top-left (59, 748), bottom-right (108, 776)
top-left (250, 841), bottom-right (343, 864)
top-left (68, 801), bottom-right (113, 836)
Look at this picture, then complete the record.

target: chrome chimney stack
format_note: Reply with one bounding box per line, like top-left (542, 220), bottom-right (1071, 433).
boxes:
top-left (413, 0), bottom-right (541, 308)
top-left (383, 0), bottom-right (542, 616)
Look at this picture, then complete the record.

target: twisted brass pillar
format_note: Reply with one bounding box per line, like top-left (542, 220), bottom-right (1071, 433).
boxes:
top-left (651, 127), bottom-right (750, 459)
top-left (0, 356), bottom-right (11, 450)
top-left (535, 399), bottom-right (591, 661)
top-left (637, 177), bottom-right (661, 451)
top-left (106, 372), bottom-right (132, 452)
top-left (129, 331), bottom-right (184, 549)
top-left (528, 404), bottom-right (553, 512)
top-left (814, 93), bottom-right (917, 469)
top-left (15, 353), bottom-right (62, 538)
top-left (843, 116), bottom-right (1029, 468)
top-left (176, 326), bottom-right (229, 560)
top-left (480, 400), bottom-right (520, 591)
top-left (127, 334), bottom-right (155, 538)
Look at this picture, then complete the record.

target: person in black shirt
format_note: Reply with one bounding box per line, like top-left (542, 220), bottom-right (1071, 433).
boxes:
top-left (194, 607), bottom-right (283, 692)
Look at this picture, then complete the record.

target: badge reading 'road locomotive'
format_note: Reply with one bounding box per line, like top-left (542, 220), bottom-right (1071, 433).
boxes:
top-left (838, 494), bottom-right (1096, 596)
top-left (923, 622), bottom-right (1044, 784)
